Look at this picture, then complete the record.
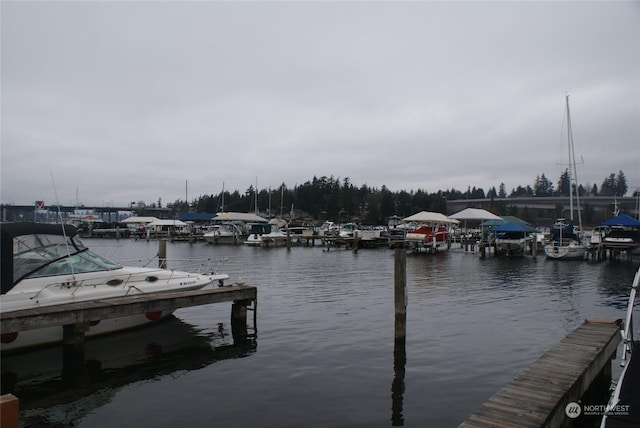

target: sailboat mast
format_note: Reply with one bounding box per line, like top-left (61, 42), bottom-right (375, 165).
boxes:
top-left (566, 95), bottom-right (582, 228)
top-left (566, 95), bottom-right (574, 222)
top-left (220, 182), bottom-right (225, 213)
top-left (254, 178), bottom-right (258, 215)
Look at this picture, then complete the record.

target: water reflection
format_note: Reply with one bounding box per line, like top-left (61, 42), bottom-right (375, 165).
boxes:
top-left (1, 317), bottom-right (256, 427)
top-left (391, 336), bottom-right (406, 426)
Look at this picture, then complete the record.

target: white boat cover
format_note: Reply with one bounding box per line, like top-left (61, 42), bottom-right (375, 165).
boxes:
top-left (212, 212), bottom-right (268, 223)
top-left (146, 219), bottom-right (188, 227)
top-left (121, 216), bottom-right (160, 224)
top-left (403, 211), bottom-right (458, 224)
top-left (448, 208), bottom-right (502, 221)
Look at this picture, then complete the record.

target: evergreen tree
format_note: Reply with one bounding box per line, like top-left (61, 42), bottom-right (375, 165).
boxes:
top-left (534, 174), bottom-right (554, 196)
top-left (557, 169), bottom-right (570, 197)
top-left (498, 183), bottom-right (507, 198)
top-left (616, 170), bottom-right (628, 196)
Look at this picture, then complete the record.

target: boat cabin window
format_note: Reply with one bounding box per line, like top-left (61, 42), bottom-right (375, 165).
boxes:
top-left (249, 224), bottom-right (270, 234)
top-left (13, 233), bottom-right (121, 282)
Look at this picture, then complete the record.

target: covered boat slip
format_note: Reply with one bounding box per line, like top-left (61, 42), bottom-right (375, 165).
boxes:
top-left (490, 221), bottom-right (539, 257)
top-left (589, 213), bottom-right (640, 262)
top-left (402, 211), bottom-right (458, 253)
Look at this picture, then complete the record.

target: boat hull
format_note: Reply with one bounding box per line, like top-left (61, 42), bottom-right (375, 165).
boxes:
top-left (1, 311), bottom-right (176, 351)
top-left (495, 238), bottom-right (528, 256)
top-left (544, 241), bottom-right (586, 260)
top-left (1, 268), bottom-right (226, 351)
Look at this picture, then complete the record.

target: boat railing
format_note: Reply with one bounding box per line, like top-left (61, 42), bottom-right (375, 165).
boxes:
top-left (602, 267), bottom-right (640, 425)
top-left (620, 267), bottom-right (640, 367)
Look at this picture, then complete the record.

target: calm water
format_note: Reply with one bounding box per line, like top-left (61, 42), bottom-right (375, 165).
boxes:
top-left (2, 239), bottom-right (639, 428)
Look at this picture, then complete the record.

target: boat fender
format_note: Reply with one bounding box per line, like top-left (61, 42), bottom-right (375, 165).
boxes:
top-left (1, 332), bottom-right (18, 343)
top-left (145, 311), bottom-right (163, 321)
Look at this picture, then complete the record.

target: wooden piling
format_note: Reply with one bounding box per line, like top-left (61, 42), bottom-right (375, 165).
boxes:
top-left (394, 249), bottom-right (407, 341)
top-left (231, 299), bottom-right (252, 341)
top-left (532, 238), bottom-right (538, 259)
top-left (392, 248), bottom-right (407, 425)
top-left (62, 322), bottom-right (89, 359)
top-left (158, 239), bottom-right (167, 268)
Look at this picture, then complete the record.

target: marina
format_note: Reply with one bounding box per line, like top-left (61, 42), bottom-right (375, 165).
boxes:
top-left (1, 235), bottom-right (639, 427)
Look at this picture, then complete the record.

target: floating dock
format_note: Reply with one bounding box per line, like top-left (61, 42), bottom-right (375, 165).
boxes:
top-left (459, 319), bottom-right (621, 427)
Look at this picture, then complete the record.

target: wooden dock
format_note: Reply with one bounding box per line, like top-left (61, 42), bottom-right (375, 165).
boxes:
top-left (1, 284), bottom-right (257, 351)
top-left (459, 319), bottom-right (621, 428)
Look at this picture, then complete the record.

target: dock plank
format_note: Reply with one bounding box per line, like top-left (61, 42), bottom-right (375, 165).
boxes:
top-left (459, 319), bottom-right (621, 428)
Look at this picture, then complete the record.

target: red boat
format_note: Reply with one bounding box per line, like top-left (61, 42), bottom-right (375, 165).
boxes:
top-left (405, 225), bottom-right (449, 251)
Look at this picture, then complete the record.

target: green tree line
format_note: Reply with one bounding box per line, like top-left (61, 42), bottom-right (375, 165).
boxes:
top-left (167, 170), bottom-right (633, 224)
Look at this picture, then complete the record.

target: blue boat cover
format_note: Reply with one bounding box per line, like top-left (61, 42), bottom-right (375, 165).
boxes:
top-left (599, 214), bottom-right (640, 227)
top-left (490, 222), bottom-right (538, 233)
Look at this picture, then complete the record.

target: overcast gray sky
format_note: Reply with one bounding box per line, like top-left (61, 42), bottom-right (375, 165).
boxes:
top-left (2, 1), bottom-right (639, 208)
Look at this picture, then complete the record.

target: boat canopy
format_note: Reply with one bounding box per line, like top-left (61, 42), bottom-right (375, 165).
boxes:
top-left (599, 213), bottom-right (640, 227)
top-left (146, 219), bottom-right (188, 227)
top-left (490, 222), bottom-right (538, 233)
top-left (121, 216), bottom-right (159, 224)
top-left (448, 208), bottom-right (502, 221)
top-left (176, 213), bottom-right (218, 222)
top-left (403, 211), bottom-right (458, 224)
top-left (1, 222), bottom-right (81, 294)
top-left (213, 212), bottom-right (268, 223)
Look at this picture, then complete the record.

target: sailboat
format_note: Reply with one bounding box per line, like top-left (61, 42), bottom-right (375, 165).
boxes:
top-left (544, 95), bottom-right (587, 260)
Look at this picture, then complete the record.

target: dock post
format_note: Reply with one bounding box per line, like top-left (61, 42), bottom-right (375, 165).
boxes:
top-left (158, 239), bottom-right (167, 269)
top-left (62, 322), bottom-right (89, 363)
top-left (394, 249), bottom-right (407, 341)
top-left (231, 299), bottom-right (251, 341)
top-left (353, 231), bottom-right (359, 254)
top-left (392, 248), bottom-right (407, 426)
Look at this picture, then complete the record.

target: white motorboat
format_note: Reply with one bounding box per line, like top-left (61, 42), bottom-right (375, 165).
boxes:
top-left (338, 223), bottom-right (361, 238)
top-left (245, 223), bottom-right (270, 246)
top-left (0, 222), bottom-right (229, 351)
top-left (245, 222), bottom-right (287, 246)
top-left (203, 222), bottom-right (244, 244)
top-left (318, 221), bottom-right (339, 237)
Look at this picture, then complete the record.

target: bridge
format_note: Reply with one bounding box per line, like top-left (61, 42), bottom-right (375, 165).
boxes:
top-left (445, 196), bottom-right (639, 227)
top-left (1, 204), bottom-right (169, 223)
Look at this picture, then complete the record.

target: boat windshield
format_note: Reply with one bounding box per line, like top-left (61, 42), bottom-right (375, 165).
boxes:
top-left (13, 233), bottom-right (121, 283)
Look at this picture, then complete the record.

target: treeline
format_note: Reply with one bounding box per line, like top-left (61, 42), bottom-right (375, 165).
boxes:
top-left (166, 170), bottom-right (633, 224)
